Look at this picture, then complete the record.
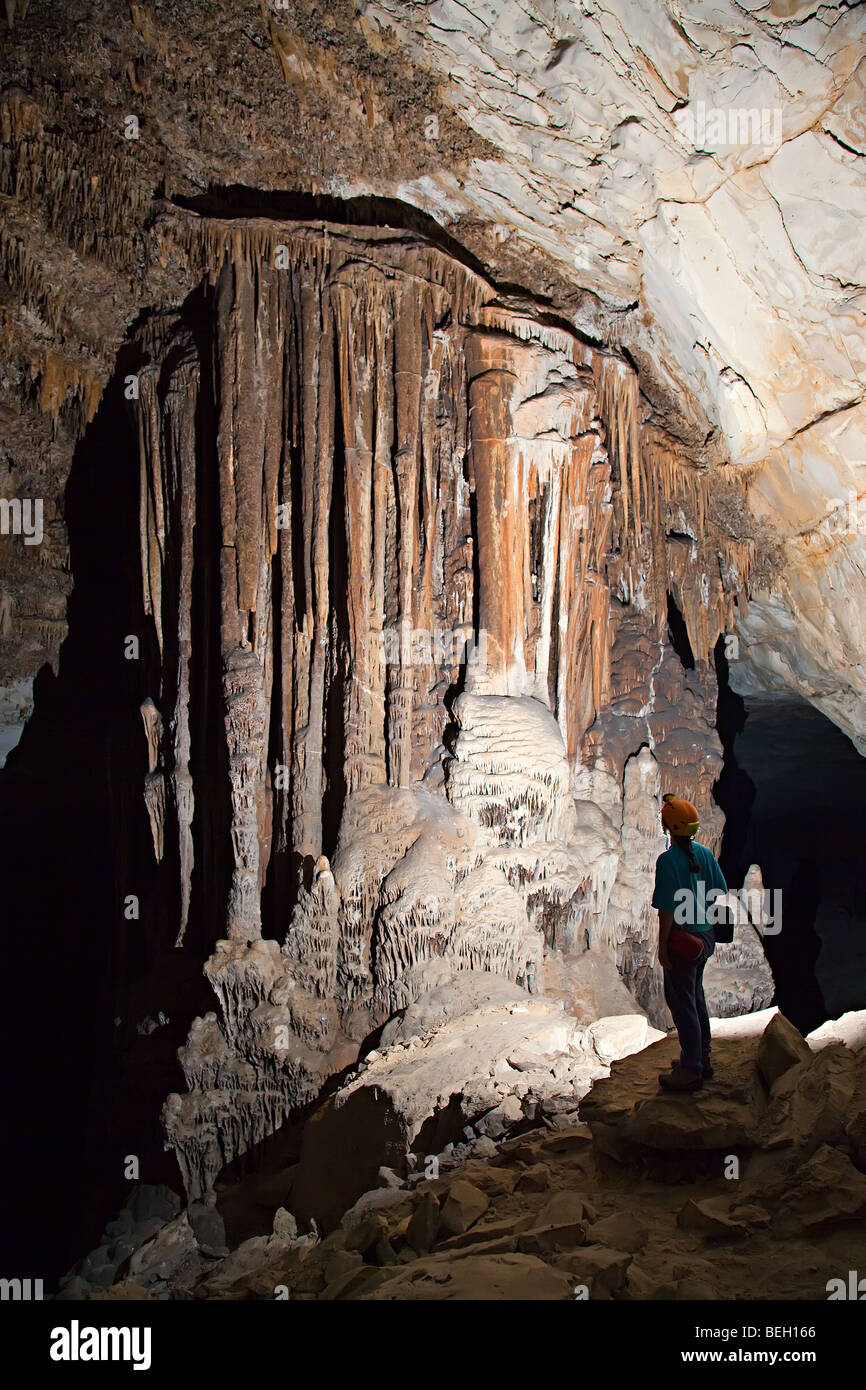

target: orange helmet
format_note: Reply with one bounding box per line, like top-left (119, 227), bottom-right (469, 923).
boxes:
top-left (661, 793), bottom-right (700, 837)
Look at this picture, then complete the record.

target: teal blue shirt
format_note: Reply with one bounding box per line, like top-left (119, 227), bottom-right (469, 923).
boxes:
top-left (652, 841), bottom-right (728, 931)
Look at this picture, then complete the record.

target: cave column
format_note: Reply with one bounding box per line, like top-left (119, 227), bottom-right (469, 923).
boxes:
top-left (389, 284), bottom-right (422, 786)
top-left (465, 332), bottom-right (525, 695)
top-left (368, 305), bottom-right (392, 784)
top-left (214, 244), bottom-right (270, 941)
top-left (335, 285), bottom-right (375, 794)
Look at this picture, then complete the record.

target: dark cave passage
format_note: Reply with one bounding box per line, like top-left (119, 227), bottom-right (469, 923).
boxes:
top-left (666, 591), bottom-right (695, 670)
top-left (323, 347), bottom-right (350, 864)
top-left (715, 643), bottom-right (866, 1035)
top-left (0, 352), bottom-right (213, 1285)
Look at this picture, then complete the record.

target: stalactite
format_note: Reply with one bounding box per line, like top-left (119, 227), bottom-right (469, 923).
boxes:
top-left (137, 341), bottom-right (199, 943)
top-left (165, 359), bottom-right (198, 944)
top-left (0, 91), bottom-right (149, 277)
top-left (593, 355), bottom-right (641, 551)
top-left (140, 697), bottom-right (165, 862)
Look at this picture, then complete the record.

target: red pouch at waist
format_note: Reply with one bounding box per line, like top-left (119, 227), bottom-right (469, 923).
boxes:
top-left (668, 927), bottom-right (706, 962)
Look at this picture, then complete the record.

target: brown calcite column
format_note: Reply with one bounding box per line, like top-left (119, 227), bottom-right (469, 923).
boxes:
top-left (389, 282), bottom-right (422, 786)
top-left (368, 303), bottom-right (393, 786)
top-left (333, 283), bottom-right (375, 795)
top-left (291, 275), bottom-right (328, 869)
top-left (214, 250), bottom-right (268, 942)
top-left (465, 331), bottom-right (520, 695)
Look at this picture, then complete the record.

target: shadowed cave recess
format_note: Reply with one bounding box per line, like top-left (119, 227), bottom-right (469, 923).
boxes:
top-left (715, 674), bottom-right (866, 1035)
top-left (6, 195), bottom-right (856, 1287)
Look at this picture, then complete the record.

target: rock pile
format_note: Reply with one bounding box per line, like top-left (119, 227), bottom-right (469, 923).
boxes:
top-left (80, 1008), bottom-right (866, 1301)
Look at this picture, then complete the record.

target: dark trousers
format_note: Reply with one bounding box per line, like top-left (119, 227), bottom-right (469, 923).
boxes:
top-left (663, 929), bottom-right (715, 1072)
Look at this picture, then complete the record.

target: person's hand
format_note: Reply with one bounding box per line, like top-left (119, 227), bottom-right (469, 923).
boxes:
top-left (657, 911), bottom-right (674, 972)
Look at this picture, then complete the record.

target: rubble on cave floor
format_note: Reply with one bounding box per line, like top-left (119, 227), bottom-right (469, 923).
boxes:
top-left (68, 1007), bottom-right (866, 1303)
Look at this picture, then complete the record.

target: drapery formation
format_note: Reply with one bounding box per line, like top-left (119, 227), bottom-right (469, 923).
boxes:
top-left (133, 215), bottom-right (752, 1194)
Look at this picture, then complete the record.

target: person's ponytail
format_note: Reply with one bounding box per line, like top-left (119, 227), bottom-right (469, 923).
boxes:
top-left (674, 833), bottom-right (700, 873)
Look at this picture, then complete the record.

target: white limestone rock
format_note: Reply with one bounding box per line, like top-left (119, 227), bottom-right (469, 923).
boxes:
top-left (582, 1014), bottom-right (666, 1067)
top-left (807, 1010), bottom-right (866, 1052)
top-left (446, 693), bottom-right (579, 845)
top-left (289, 972), bottom-right (582, 1230)
top-left (361, 0), bottom-right (866, 750)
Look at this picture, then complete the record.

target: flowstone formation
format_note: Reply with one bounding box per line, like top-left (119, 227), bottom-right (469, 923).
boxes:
top-left (119, 213), bottom-right (764, 1198)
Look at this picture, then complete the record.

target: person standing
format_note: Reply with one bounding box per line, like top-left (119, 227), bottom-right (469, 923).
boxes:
top-left (652, 794), bottom-right (727, 1093)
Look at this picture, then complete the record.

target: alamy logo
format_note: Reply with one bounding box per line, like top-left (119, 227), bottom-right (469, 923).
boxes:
top-left (372, 622), bottom-right (488, 671)
top-left (673, 884), bottom-right (782, 934)
top-left (0, 497), bottom-right (43, 545)
top-left (823, 492), bottom-right (866, 536)
top-left (674, 100), bottom-right (782, 152)
top-left (827, 1270), bottom-right (866, 1299)
top-left (49, 1320), bottom-right (152, 1371)
top-left (0, 1277), bottom-right (43, 1300)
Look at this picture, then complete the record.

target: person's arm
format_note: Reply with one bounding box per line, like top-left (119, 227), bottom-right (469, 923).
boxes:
top-left (652, 853), bottom-right (675, 970)
top-left (658, 908), bottom-right (674, 971)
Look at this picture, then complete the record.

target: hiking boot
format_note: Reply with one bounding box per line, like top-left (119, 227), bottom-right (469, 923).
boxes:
top-left (669, 1056), bottom-right (714, 1079)
top-left (659, 1064), bottom-right (703, 1093)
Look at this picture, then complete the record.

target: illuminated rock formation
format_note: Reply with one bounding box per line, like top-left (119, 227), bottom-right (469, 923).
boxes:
top-left (124, 216), bottom-right (761, 1197)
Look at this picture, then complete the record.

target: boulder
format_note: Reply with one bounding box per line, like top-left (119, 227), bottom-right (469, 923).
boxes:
top-left (516, 1191), bottom-right (587, 1254)
top-left (126, 1212), bottom-right (201, 1288)
top-left (439, 1180), bottom-right (489, 1236)
top-left (454, 1159), bottom-right (519, 1200)
top-left (807, 1010), bottom-right (866, 1052)
top-left (756, 1013), bottom-right (813, 1090)
top-left (760, 1042), bottom-right (859, 1153)
top-left (192, 1204), bottom-right (318, 1299)
top-left (556, 1246), bottom-right (633, 1299)
top-left (536, 1191), bottom-right (588, 1228)
top-left (515, 1163), bottom-right (551, 1193)
top-left (585, 1211), bottom-right (648, 1252)
top-left (437, 1213), bottom-right (533, 1252)
top-left (773, 1145), bottom-right (866, 1237)
top-left (580, 1035), bottom-right (768, 1154)
top-left (343, 1211), bottom-right (398, 1262)
top-left (540, 946), bottom-right (647, 1027)
top-left (405, 1191), bottom-right (440, 1253)
top-left (468, 1136), bottom-right (499, 1160)
top-left (676, 1197), bottom-right (753, 1238)
top-left (339, 1187), bottom-right (410, 1229)
top-left (583, 1014), bottom-right (665, 1065)
top-left (475, 1093), bottom-right (523, 1138)
top-left (379, 970), bottom-right (533, 1044)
